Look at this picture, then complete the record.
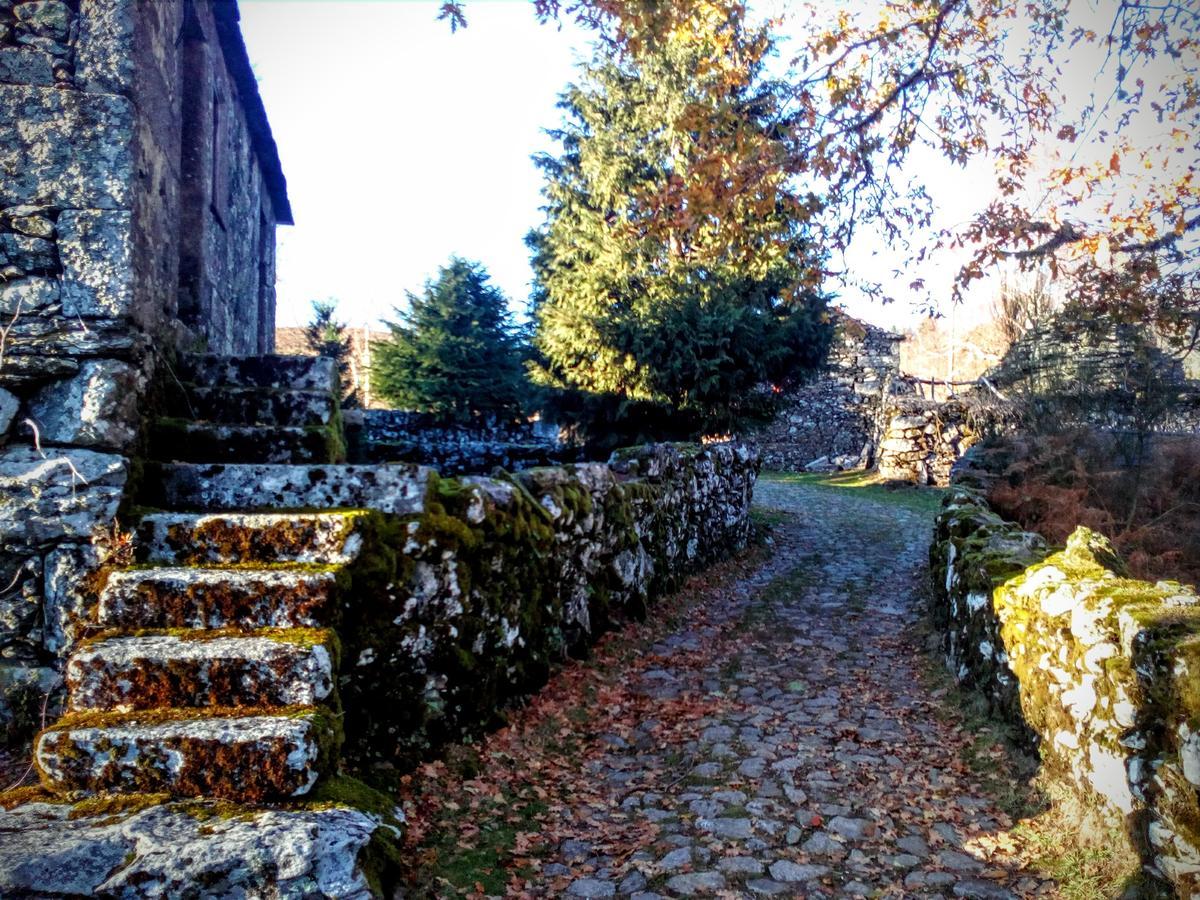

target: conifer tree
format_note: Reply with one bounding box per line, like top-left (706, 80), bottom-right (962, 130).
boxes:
top-left (528, 8), bottom-right (831, 446)
top-left (374, 258), bottom-right (527, 423)
top-left (304, 299), bottom-right (355, 405)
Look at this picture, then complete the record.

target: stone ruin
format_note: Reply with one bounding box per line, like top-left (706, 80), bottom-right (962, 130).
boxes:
top-left (0, 4), bottom-right (762, 893)
top-left (756, 311), bottom-right (977, 485)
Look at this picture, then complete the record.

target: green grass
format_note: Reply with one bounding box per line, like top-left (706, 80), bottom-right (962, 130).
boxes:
top-left (759, 469), bottom-right (948, 516)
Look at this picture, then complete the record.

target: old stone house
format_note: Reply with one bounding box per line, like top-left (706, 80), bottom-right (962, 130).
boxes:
top-left (0, 0), bottom-right (289, 732)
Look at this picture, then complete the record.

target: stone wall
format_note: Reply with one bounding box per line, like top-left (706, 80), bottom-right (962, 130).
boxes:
top-left (876, 398), bottom-right (977, 486)
top-left (0, 0), bottom-right (287, 740)
top-left (930, 490), bottom-right (1200, 893)
top-left (344, 408), bottom-right (574, 474)
top-left (330, 442), bottom-right (759, 767)
top-left (756, 312), bottom-right (907, 472)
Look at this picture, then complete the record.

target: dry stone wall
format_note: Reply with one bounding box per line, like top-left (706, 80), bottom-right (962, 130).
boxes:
top-left (757, 312), bottom-right (907, 472)
top-left (333, 442), bottom-right (760, 768)
top-left (930, 489), bottom-right (1200, 893)
top-left (876, 399), bottom-right (977, 486)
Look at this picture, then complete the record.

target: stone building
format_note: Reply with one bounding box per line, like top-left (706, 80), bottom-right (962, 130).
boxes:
top-left (0, 0), bottom-right (288, 734)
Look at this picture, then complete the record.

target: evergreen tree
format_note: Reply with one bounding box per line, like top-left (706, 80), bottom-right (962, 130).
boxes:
top-left (374, 258), bottom-right (527, 423)
top-left (528, 9), bottom-right (831, 447)
top-left (304, 299), bottom-right (355, 405)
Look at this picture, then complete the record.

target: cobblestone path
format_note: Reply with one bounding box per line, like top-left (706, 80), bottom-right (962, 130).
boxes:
top-left (408, 478), bottom-right (1058, 899)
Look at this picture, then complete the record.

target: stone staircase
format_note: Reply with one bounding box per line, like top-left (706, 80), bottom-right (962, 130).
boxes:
top-left (34, 354), bottom-right (356, 802)
top-left (7, 354), bottom-right (399, 897)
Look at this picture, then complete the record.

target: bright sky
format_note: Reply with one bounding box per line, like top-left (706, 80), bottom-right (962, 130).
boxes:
top-left (240, 1), bottom-right (1002, 334)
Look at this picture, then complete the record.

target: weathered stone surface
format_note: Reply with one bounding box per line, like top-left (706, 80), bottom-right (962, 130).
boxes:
top-left (96, 566), bottom-right (340, 630)
top-left (137, 511), bottom-right (367, 566)
top-left (0, 318), bottom-right (145, 392)
top-left (0, 800), bottom-right (379, 899)
top-left (67, 631), bottom-right (337, 711)
top-left (150, 461), bottom-right (433, 514)
top-left (177, 353), bottom-right (338, 393)
top-left (0, 87), bottom-right (132, 208)
top-left (167, 384), bottom-right (336, 427)
top-left (0, 47), bottom-right (54, 85)
top-left (0, 275), bottom-right (60, 315)
top-left (0, 387), bottom-right (17, 439)
top-left (0, 445), bottom-right (126, 548)
top-left (58, 209), bottom-right (134, 317)
top-left (42, 542), bottom-right (101, 657)
top-left (150, 421), bottom-right (338, 464)
top-left (13, 1), bottom-right (73, 42)
top-left (0, 554), bottom-right (41, 660)
top-left (0, 230), bottom-right (54, 270)
top-left (74, 0), bottom-right (136, 95)
top-left (36, 709), bottom-right (333, 799)
top-left (26, 358), bottom-right (143, 449)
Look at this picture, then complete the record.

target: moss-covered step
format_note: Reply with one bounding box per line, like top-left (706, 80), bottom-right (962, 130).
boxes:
top-left (145, 462), bottom-right (432, 514)
top-left (0, 796), bottom-right (381, 898)
top-left (163, 384), bottom-right (336, 428)
top-left (137, 511), bottom-right (368, 565)
top-left (36, 707), bottom-right (338, 801)
top-left (66, 630), bottom-right (337, 712)
top-left (97, 566), bottom-right (341, 630)
top-left (149, 420), bottom-right (342, 465)
top-left (176, 353), bottom-right (338, 393)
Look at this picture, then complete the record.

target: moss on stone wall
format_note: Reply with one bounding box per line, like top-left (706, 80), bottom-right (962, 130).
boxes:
top-left (931, 488), bottom-right (1200, 895)
top-left (333, 443), bottom-right (759, 777)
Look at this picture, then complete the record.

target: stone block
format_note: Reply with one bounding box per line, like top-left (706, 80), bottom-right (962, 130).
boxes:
top-left (0, 275), bottom-right (59, 315)
top-left (96, 566), bottom-right (340, 631)
top-left (36, 709), bottom-right (335, 799)
top-left (0, 231), bottom-right (54, 271)
top-left (58, 209), bottom-right (133, 318)
top-left (137, 511), bottom-right (367, 566)
top-left (13, 2), bottom-right (73, 42)
top-left (0, 554), bottom-right (41, 660)
top-left (42, 542), bottom-right (100, 657)
top-left (74, 0), bottom-right (135, 95)
top-left (67, 631), bottom-right (337, 711)
top-left (0, 445), bottom-right (127, 549)
top-left (0, 801), bottom-right (380, 899)
top-left (0, 387), bottom-right (17, 440)
top-left (26, 359), bottom-right (142, 450)
top-left (0, 87), bottom-right (132, 208)
top-left (0, 47), bottom-right (54, 85)
top-left (150, 462), bottom-right (433, 514)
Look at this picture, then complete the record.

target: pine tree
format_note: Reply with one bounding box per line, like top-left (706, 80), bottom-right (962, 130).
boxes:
top-left (373, 258), bottom-right (527, 423)
top-left (528, 9), bottom-right (831, 447)
top-left (304, 299), bottom-right (355, 405)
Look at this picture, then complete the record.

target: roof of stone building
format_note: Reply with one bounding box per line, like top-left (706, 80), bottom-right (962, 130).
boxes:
top-left (213, 2), bottom-right (292, 224)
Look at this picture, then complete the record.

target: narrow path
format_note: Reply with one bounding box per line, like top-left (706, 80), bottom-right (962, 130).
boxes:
top-left (401, 478), bottom-right (1056, 899)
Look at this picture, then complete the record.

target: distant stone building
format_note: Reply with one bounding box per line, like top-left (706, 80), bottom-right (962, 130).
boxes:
top-left (0, 1), bottom-right (288, 733)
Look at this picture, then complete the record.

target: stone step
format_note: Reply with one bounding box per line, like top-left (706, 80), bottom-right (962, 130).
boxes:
top-left (175, 353), bottom-right (337, 393)
top-left (144, 461), bottom-right (431, 514)
top-left (149, 421), bottom-right (340, 465)
top-left (36, 708), bottom-right (335, 800)
top-left (66, 630), bottom-right (337, 712)
top-left (0, 798), bottom-right (380, 899)
top-left (96, 566), bottom-right (340, 630)
top-left (136, 511), bottom-right (366, 565)
top-left (163, 384), bottom-right (335, 428)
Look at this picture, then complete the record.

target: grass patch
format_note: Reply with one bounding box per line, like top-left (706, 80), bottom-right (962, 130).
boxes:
top-left (760, 469), bottom-right (948, 516)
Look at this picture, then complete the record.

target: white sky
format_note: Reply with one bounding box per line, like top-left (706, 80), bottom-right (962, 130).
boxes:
top-left (239, 1), bottom-right (1006, 334)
